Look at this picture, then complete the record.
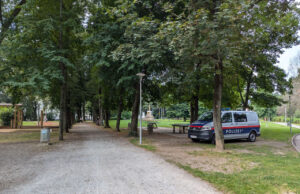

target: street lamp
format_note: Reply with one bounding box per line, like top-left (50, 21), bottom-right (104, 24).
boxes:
top-left (137, 73), bottom-right (145, 145)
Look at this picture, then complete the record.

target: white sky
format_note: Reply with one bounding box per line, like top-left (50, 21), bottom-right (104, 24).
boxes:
top-left (276, 0), bottom-right (300, 74)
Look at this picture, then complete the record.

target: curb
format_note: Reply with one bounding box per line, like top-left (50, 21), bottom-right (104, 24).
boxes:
top-left (292, 134), bottom-right (300, 153)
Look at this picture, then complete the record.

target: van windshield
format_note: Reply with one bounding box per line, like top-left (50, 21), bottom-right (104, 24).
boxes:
top-left (198, 112), bottom-right (213, 122)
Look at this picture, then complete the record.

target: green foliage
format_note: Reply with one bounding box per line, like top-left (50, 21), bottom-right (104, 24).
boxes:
top-left (46, 112), bottom-right (56, 121)
top-left (121, 111), bottom-right (132, 120)
top-left (0, 107), bottom-right (14, 126)
top-left (294, 110), bottom-right (300, 118)
top-left (253, 105), bottom-right (277, 119)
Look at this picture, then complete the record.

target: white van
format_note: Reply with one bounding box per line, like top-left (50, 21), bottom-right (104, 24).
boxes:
top-left (188, 111), bottom-right (260, 144)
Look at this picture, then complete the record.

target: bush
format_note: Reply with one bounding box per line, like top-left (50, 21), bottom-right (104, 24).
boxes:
top-left (121, 111), bottom-right (132, 120)
top-left (0, 108), bottom-right (14, 126)
top-left (46, 112), bottom-right (56, 121)
top-left (295, 109), bottom-right (300, 118)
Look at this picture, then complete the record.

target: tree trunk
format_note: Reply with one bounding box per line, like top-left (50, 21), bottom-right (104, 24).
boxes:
top-left (213, 60), bottom-right (224, 151)
top-left (33, 101), bottom-right (37, 121)
top-left (190, 95), bottom-right (199, 123)
top-left (130, 82), bottom-right (140, 136)
top-left (116, 95), bottom-right (123, 132)
top-left (242, 72), bottom-right (253, 110)
top-left (236, 77), bottom-right (245, 107)
top-left (58, 0), bottom-right (64, 141)
top-left (65, 90), bottom-right (71, 133)
top-left (98, 88), bottom-right (103, 126)
top-left (77, 106), bottom-right (81, 121)
top-left (98, 99), bottom-right (103, 126)
top-left (104, 110), bottom-right (110, 128)
top-left (82, 101), bottom-right (86, 121)
top-left (0, 0), bottom-right (3, 26)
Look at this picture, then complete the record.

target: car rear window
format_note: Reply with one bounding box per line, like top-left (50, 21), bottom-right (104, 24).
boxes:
top-left (247, 112), bottom-right (258, 122)
top-left (234, 113), bottom-right (247, 122)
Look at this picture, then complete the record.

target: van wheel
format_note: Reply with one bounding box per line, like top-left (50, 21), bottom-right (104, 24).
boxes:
top-left (192, 139), bottom-right (199, 143)
top-left (211, 135), bottom-right (216, 145)
top-left (248, 131), bottom-right (256, 142)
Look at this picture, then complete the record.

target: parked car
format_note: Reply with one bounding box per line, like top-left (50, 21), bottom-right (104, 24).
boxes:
top-left (188, 111), bottom-right (260, 144)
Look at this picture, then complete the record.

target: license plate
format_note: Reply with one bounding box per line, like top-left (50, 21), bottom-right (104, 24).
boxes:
top-left (190, 135), bottom-right (197, 138)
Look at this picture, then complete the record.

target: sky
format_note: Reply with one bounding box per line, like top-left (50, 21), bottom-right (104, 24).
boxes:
top-left (277, 45), bottom-right (300, 74)
top-left (276, 0), bottom-right (300, 75)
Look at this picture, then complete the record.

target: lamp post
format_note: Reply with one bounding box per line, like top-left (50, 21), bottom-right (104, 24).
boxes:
top-left (137, 73), bottom-right (145, 145)
top-left (289, 95), bottom-right (292, 134)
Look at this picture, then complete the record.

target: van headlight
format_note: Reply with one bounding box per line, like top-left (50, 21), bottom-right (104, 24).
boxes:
top-left (201, 126), bottom-right (211, 131)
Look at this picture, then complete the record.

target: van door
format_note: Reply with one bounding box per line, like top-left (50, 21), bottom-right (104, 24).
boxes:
top-left (221, 112), bottom-right (234, 140)
top-left (233, 112), bottom-right (248, 139)
top-left (246, 112), bottom-right (260, 136)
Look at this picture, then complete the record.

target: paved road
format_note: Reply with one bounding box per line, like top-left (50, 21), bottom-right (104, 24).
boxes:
top-left (0, 123), bottom-right (218, 194)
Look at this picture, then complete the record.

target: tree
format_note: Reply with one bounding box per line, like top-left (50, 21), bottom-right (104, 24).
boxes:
top-left (0, 0), bottom-right (27, 45)
top-left (0, 0), bottom-right (87, 140)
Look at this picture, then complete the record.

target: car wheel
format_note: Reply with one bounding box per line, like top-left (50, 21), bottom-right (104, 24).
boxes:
top-left (248, 131), bottom-right (256, 142)
top-left (191, 139), bottom-right (199, 143)
top-left (211, 134), bottom-right (215, 145)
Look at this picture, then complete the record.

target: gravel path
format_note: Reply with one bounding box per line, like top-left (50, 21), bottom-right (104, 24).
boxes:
top-left (0, 123), bottom-right (218, 194)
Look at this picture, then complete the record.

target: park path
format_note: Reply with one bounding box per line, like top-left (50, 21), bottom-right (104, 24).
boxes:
top-left (0, 123), bottom-right (218, 194)
top-left (273, 122), bottom-right (300, 152)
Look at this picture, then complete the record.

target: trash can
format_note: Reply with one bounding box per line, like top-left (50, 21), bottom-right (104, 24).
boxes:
top-left (40, 128), bottom-right (51, 143)
top-left (147, 123), bottom-right (154, 134)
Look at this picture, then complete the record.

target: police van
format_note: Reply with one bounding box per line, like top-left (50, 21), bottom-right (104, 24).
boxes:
top-left (188, 111), bottom-right (260, 144)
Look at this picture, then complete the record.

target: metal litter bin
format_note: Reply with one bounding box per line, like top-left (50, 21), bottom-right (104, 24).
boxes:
top-left (147, 123), bottom-right (154, 134)
top-left (40, 128), bottom-right (51, 143)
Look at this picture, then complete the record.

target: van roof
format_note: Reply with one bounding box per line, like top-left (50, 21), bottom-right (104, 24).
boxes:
top-left (221, 110), bottom-right (255, 113)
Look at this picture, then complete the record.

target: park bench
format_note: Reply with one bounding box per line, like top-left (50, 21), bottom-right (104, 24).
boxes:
top-left (171, 124), bottom-right (189, 134)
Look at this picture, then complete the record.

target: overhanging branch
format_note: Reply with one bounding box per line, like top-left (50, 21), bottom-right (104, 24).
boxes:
top-left (0, 0), bottom-right (26, 45)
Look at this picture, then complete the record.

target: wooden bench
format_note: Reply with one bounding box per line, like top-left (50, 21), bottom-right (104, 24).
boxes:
top-left (171, 124), bottom-right (190, 134)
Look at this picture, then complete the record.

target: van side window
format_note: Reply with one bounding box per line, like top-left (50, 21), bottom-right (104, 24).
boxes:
top-left (234, 113), bottom-right (247, 122)
top-left (222, 113), bottom-right (232, 123)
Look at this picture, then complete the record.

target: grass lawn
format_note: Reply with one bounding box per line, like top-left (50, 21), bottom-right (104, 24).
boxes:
top-left (130, 138), bottom-right (156, 152)
top-left (180, 122), bottom-right (300, 193)
top-left (0, 130), bottom-right (59, 143)
top-left (179, 145), bottom-right (300, 193)
top-left (109, 119), bottom-right (299, 142)
top-left (23, 121), bottom-right (38, 126)
top-left (260, 121), bottom-right (300, 142)
top-left (125, 121), bottom-right (300, 193)
top-left (109, 119), bottom-right (189, 130)
top-left (22, 121), bottom-right (59, 127)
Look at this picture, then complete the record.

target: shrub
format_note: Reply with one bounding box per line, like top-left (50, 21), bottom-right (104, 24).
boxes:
top-left (294, 109), bottom-right (300, 118)
top-left (0, 108), bottom-right (14, 126)
top-left (121, 111), bottom-right (132, 120)
top-left (46, 112), bottom-right (56, 121)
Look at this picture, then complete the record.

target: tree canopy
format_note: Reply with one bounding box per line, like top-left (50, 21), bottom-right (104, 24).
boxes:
top-left (0, 0), bottom-right (299, 150)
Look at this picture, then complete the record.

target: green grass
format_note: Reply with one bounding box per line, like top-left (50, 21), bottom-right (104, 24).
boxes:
top-left (109, 119), bottom-right (189, 130)
top-left (260, 121), bottom-right (300, 142)
top-left (178, 147), bottom-right (300, 193)
top-left (108, 120), bottom-right (299, 142)
top-left (130, 138), bottom-right (156, 152)
top-left (22, 121), bottom-right (38, 126)
top-left (0, 131), bottom-right (59, 143)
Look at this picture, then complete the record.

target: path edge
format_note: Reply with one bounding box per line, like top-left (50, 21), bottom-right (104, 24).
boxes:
top-left (292, 134), bottom-right (300, 153)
